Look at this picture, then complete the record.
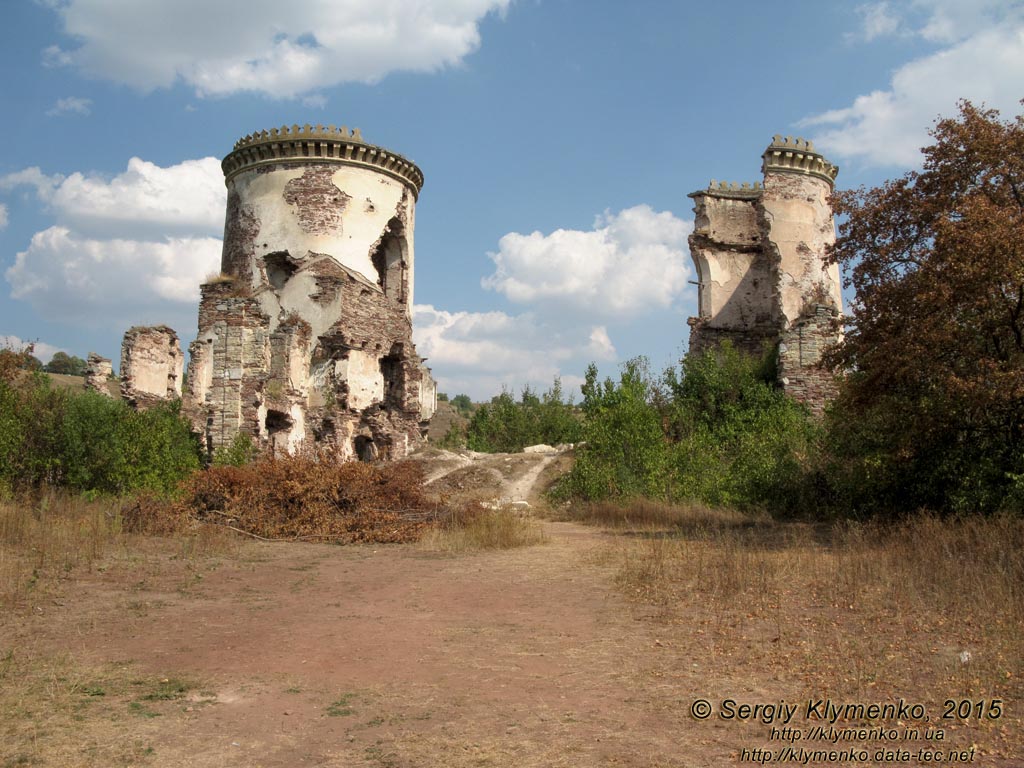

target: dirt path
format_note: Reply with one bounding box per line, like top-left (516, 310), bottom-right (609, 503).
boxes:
top-left (1, 450), bottom-right (746, 767)
top-left (417, 447), bottom-right (563, 506)
top-left (4, 520), bottom-right (735, 767)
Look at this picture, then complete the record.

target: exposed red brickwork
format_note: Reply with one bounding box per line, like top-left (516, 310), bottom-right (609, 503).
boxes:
top-left (221, 191), bottom-right (260, 277)
top-left (283, 167), bottom-right (350, 235)
top-left (776, 306), bottom-right (841, 417)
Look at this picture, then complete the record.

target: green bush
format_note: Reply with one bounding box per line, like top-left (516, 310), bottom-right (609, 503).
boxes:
top-left (0, 374), bottom-right (201, 497)
top-left (466, 379), bottom-right (582, 453)
top-left (212, 432), bottom-right (260, 467)
top-left (554, 346), bottom-right (817, 513)
top-left (665, 344), bottom-right (817, 513)
top-left (555, 359), bottom-right (668, 500)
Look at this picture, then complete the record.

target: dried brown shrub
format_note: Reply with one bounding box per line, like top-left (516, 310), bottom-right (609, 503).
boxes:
top-left (119, 491), bottom-right (192, 535)
top-left (177, 452), bottom-right (438, 543)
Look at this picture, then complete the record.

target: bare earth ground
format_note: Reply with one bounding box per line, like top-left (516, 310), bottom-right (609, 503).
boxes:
top-left (2, 449), bottom-right (1020, 767)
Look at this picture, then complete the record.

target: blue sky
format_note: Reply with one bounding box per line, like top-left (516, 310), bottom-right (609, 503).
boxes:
top-left (1, 0), bottom-right (1022, 399)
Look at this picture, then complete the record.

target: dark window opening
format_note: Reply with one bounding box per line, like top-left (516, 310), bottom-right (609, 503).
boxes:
top-left (369, 218), bottom-right (407, 303)
top-left (354, 436), bottom-right (377, 462)
top-left (380, 352), bottom-right (404, 407)
top-left (265, 409), bottom-right (292, 434)
top-left (264, 252), bottom-right (297, 291)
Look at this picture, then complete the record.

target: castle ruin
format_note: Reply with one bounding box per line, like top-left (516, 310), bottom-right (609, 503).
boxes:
top-left (687, 136), bottom-right (842, 413)
top-left (181, 124), bottom-right (436, 460)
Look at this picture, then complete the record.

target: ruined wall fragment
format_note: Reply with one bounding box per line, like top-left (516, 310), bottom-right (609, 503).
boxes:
top-left (120, 326), bottom-right (184, 408)
top-left (687, 182), bottom-right (776, 358)
top-left (85, 353), bottom-right (115, 398)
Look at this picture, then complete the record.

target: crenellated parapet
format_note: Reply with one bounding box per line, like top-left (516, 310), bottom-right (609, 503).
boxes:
top-left (222, 123), bottom-right (424, 197)
top-left (761, 135), bottom-right (838, 187)
top-left (690, 180), bottom-right (763, 201)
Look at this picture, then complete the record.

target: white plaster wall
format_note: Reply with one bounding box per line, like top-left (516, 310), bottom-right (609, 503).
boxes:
top-left (691, 196), bottom-right (770, 329)
top-left (761, 174), bottom-right (842, 326)
top-left (133, 364), bottom-right (169, 397)
top-left (336, 350), bottom-right (384, 410)
top-left (229, 163), bottom-right (415, 290)
top-left (282, 334), bottom-right (310, 393)
top-left (285, 403), bottom-right (306, 454)
top-left (170, 355), bottom-right (184, 396)
top-left (418, 369), bottom-right (437, 421)
top-left (695, 248), bottom-right (772, 328)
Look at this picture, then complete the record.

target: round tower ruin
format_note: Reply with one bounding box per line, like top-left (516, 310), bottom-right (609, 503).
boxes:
top-left (184, 124), bottom-right (436, 460)
top-left (687, 135), bottom-right (842, 414)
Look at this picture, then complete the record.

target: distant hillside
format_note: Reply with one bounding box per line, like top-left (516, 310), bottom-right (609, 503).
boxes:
top-left (24, 371), bottom-right (120, 399)
top-left (425, 400), bottom-right (468, 444)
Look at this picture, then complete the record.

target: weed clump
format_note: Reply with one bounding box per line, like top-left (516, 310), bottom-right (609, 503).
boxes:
top-left (420, 501), bottom-right (547, 552)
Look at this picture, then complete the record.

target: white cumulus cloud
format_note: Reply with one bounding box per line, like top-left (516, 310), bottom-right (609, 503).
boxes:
top-left (807, 0), bottom-right (1024, 168)
top-left (416, 203), bottom-right (694, 398)
top-left (413, 304), bottom-right (617, 400)
top-left (482, 204), bottom-right (692, 316)
top-left (0, 203), bottom-right (7, 230)
top-left (44, 0), bottom-right (511, 98)
top-left (1, 156), bottom-right (225, 330)
top-left (5, 226), bottom-right (221, 328)
top-left (46, 96), bottom-right (92, 117)
top-left (1, 157), bottom-right (224, 238)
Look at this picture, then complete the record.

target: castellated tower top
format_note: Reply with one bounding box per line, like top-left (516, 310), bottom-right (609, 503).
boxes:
top-left (222, 123), bottom-right (425, 196)
top-left (761, 135), bottom-right (838, 187)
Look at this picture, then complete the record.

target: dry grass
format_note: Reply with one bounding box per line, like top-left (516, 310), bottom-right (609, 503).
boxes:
top-left (0, 495), bottom-right (235, 766)
top-left (0, 493), bottom-right (237, 607)
top-left (577, 500), bottom-right (1024, 756)
top-left (552, 497), bottom-right (759, 532)
top-left (420, 503), bottom-right (548, 553)
top-left (0, 649), bottom-right (208, 767)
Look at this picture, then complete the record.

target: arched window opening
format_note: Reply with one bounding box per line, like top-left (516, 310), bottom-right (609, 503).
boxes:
top-left (369, 218), bottom-right (407, 303)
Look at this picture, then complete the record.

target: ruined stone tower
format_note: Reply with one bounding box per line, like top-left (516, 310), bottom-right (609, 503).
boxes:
top-left (183, 124), bottom-right (436, 460)
top-left (687, 136), bottom-right (842, 413)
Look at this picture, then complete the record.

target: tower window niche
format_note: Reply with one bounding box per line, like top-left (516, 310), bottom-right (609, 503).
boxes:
top-left (370, 218), bottom-right (407, 303)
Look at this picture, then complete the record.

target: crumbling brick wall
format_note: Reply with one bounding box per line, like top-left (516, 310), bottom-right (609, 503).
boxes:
top-left (85, 353), bottom-right (114, 398)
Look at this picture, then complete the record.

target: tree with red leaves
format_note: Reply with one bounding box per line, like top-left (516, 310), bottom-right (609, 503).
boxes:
top-left (825, 101), bottom-right (1024, 513)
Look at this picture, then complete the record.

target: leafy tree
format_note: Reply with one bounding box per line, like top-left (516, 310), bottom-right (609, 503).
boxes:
top-left (450, 393), bottom-right (473, 415)
top-left (557, 359), bottom-right (668, 500)
top-left (466, 380), bottom-right (581, 453)
top-left (825, 101), bottom-right (1024, 513)
top-left (43, 351), bottom-right (88, 376)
